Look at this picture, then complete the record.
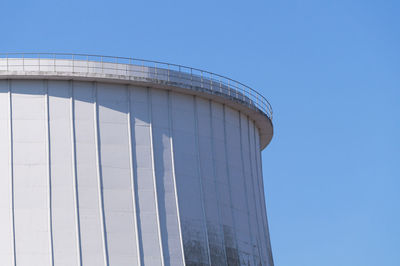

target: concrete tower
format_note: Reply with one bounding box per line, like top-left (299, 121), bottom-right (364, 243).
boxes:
top-left (0, 53), bottom-right (274, 266)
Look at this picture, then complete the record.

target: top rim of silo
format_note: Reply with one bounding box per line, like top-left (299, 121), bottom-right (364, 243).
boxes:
top-left (0, 53), bottom-right (273, 149)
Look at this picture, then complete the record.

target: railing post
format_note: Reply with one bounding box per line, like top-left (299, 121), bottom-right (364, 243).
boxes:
top-left (72, 54), bottom-right (74, 73)
top-left (191, 68), bottom-right (193, 87)
top-left (38, 53), bottom-right (40, 72)
top-left (210, 73), bottom-right (213, 91)
top-left (101, 56), bottom-right (104, 74)
top-left (256, 94), bottom-right (259, 111)
top-left (127, 58), bottom-right (131, 76)
top-left (142, 61), bottom-right (144, 80)
top-left (201, 71), bottom-right (203, 88)
top-left (87, 55), bottom-right (89, 73)
top-left (168, 64), bottom-right (170, 82)
top-left (22, 54), bottom-right (24, 72)
top-left (236, 84), bottom-right (238, 99)
top-left (6, 54), bottom-right (8, 72)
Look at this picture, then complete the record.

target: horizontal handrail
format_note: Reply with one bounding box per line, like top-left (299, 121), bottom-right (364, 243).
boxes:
top-left (0, 53), bottom-right (273, 119)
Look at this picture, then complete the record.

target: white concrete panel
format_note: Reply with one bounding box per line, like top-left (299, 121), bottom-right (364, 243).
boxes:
top-left (254, 126), bottom-right (274, 266)
top-left (73, 82), bottom-right (105, 265)
top-left (196, 98), bottom-right (228, 265)
top-left (0, 81), bottom-right (13, 265)
top-left (171, 93), bottom-right (209, 265)
top-left (48, 80), bottom-right (79, 266)
top-left (130, 86), bottom-right (163, 265)
top-left (226, 109), bottom-right (254, 265)
top-left (210, 102), bottom-right (238, 265)
top-left (241, 114), bottom-right (263, 265)
top-left (221, 105), bottom-right (242, 265)
top-left (12, 80), bottom-right (51, 266)
top-left (151, 89), bottom-right (184, 266)
top-left (249, 120), bottom-right (268, 266)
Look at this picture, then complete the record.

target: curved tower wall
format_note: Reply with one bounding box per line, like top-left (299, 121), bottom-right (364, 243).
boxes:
top-left (0, 70), bottom-right (273, 265)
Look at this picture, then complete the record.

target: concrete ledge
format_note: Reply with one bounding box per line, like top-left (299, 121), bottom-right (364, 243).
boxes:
top-left (0, 60), bottom-right (273, 149)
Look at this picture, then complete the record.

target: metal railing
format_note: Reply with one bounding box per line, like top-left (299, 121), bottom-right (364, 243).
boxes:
top-left (0, 53), bottom-right (272, 120)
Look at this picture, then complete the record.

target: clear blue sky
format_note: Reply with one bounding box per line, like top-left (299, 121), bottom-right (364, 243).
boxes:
top-left (1, 0), bottom-right (399, 265)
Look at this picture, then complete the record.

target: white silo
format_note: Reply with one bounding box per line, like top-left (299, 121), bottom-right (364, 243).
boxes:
top-left (0, 53), bottom-right (274, 266)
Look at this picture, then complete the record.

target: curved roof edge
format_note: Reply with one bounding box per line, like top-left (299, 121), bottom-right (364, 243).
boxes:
top-left (0, 56), bottom-right (273, 149)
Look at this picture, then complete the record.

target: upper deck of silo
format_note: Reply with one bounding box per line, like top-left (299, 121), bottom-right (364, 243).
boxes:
top-left (0, 53), bottom-right (273, 149)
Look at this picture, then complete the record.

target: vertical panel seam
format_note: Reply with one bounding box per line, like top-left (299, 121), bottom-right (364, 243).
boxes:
top-left (45, 80), bottom-right (55, 266)
top-left (222, 105), bottom-right (240, 264)
top-left (238, 114), bottom-right (257, 266)
top-left (247, 118), bottom-right (264, 265)
top-left (148, 88), bottom-right (165, 266)
top-left (209, 100), bottom-right (228, 265)
top-left (167, 91), bottom-right (186, 265)
top-left (126, 85), bottom-right (142, 266)
top-left (93, 82), bottom-right (109, 266)
top-left (193, 96), bottom-right (212, 265)
top-left (8, 80), bottom-right (16, 266)
top-left (70, 81), bottom-right (83, 266)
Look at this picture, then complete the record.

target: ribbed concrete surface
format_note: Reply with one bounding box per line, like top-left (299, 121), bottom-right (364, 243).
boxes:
top-left (0, 79), bottom-right (273, 266)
